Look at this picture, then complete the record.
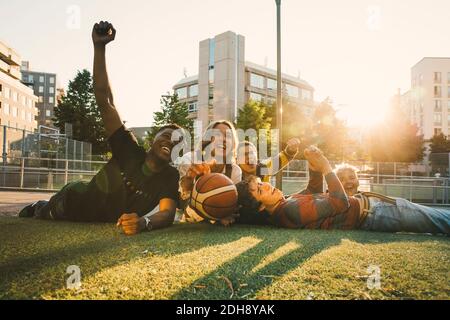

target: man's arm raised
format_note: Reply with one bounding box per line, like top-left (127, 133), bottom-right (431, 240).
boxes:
top-left (92, 21), bottom-right (123, 137)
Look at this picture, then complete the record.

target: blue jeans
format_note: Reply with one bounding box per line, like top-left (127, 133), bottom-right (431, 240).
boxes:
top-left (360, 198), bottom-right (450, 235)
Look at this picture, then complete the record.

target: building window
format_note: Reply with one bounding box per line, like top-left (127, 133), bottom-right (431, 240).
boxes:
top-left (49, 77), bottom-right (55, 84)
top-left (434, 100), bottom-right (442, 112)
top-left (12, 106), bottom-right (17, 117)
top-left (39, 76), bottom-right (44, 83)
top-left (209, 39), bottom-right (215, 67)
top-left (250, 73), bottom-right (264, 89)
top-left (302, 89), bottom-right (312, 100)
top-left (189, 84), bottom-right (198, 97)
top-left (12, 91), bottom-right (18, 102)
top-left (267, 78), bottom-right (277, 91)
top-left (209, 68), bottom-right (214, 84)
top-left (434, 86), bottom-right (441, 98)
top-left (4, 103), bottom-right (9, 115)
top-left (49, 87), bottom-right (54, 94)
top-left (21, 96), bottom-right (26, 106)
top-left (45, 110), bottom-right (51, 117)
top-left (38, 96), bottom-right (44, 103)
top-left (39, 86), bottom-right (44, 93)
top-left (285, 84), bottom-right (299, 98)
top-left (448, 86), bottom-right (450, 98)
top-left (29, 75), bottom-right (34, 83)
top-left (188, 102), bottom-right (198, 112)
top-left (175, 87), bottom-right (187, 99)
top-left (49, 97), bottom-right (54, 104)
top-left (434, 128), bottom-right (442, 136)
top-left (4, 87), bottom-right (10, 98)
top-left (27, 112), bottom-right (32, 122)
top-left (27, 99), bottom-right (32, 108)
top-left (250, 92), bottom-right (263, 102)
top-left (433, 113), bottom-right (442, 126)
top-left (21, 110), bottom-right (25, 120)
top-left (434, 72), bottom-right (441, 83)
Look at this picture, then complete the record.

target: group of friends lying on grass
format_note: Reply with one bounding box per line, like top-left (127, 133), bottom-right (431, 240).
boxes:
top-left (19, 21), bottom-right (450, 237)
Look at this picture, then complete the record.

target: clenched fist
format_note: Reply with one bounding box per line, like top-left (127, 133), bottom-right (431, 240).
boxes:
top-left (284, 138), bottom-right (301, 157)
top-left (304, 146), bottom-right (332, 175)
top-left (117, 213), bottom-right (145, 236)
top-left (92, 21), bottom-right (116, 47)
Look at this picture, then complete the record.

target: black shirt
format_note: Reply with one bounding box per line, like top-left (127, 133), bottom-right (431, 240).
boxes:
top-left (65, 126), bottom-right (179, 222)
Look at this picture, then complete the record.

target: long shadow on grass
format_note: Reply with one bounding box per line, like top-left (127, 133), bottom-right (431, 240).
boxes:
top-left (0, 219), bottom-right (266, 298)
top-left (0, 217), bottom-right (443, 299)
top-left (171, 227), bottom-right (441, 300)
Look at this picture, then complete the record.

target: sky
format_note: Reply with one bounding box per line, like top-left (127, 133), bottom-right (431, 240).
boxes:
top-left (1, 0), bottom-right (450, 128)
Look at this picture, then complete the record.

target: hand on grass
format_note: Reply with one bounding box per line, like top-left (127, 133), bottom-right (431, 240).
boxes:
top-left (117, 213), bottom-right (145, 236)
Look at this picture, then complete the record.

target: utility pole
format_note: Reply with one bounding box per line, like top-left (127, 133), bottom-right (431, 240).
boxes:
top-left (275, 0), bottom-right (283, 190)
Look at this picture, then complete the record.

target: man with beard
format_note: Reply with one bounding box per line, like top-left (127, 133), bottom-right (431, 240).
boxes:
top-left (19, 21), bottom-right (180, 236)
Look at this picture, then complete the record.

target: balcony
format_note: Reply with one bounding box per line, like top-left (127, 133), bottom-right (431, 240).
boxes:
top-left (9, 66), bottom-right (21, 80)
top-left (0, 42), bottom-right (21, 66)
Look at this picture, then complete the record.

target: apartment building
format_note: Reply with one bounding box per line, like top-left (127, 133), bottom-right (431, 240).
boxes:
top-left (0, 41), bottom-right (38, 132)
top-left (172, 31), bottom-right (315, 131)
top-left (21, 61), bottom-right (57, 127)
top-left (403, 58), bottom-right (450, 140)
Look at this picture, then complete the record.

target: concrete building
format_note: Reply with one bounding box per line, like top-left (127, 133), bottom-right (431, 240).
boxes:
top-left (173, 31), bottom-right (315, 130)
top-left (21, 61), bottom-right (57, 127)
top-left (403, 58), bottom-right (450, 140)
top-left (0, 41), bottom-right (38, 132)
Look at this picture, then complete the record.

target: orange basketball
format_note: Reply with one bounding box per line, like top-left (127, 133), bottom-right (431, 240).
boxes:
top-left (189, 173), bottom-right (238, 220)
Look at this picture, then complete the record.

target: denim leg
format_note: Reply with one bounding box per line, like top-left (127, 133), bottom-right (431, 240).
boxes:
top-left (360, 198), bottom-right (450, 235)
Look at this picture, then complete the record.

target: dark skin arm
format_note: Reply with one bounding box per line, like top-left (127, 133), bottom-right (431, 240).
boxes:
top-left (117, 198), bottom-right (177, 235)
top-left (92, 21), bottom-right (123, 137)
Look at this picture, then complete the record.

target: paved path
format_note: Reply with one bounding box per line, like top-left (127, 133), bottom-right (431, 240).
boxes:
top-left (0, 191), bottom-right (54, 217)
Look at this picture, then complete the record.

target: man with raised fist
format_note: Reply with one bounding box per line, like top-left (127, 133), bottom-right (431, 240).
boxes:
top-left (19, 21), bottom-right (181, 235)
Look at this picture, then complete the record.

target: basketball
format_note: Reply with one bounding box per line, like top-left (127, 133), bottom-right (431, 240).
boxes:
top-left (189, 173), bottom-right (238, 220)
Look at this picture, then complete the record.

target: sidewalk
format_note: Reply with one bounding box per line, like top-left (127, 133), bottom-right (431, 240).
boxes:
top-left (0, 191), bottom-right (54, 217)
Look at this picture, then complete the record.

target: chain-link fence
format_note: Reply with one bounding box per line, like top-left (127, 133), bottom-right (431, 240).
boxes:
top-left (1, 125), bottom-right (92, 167)
top-left (278, 160), bottom-right (450, 205)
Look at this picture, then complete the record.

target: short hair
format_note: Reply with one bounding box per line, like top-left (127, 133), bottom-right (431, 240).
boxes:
top-left (236, 176), bottom-right (262, 214)
top-left (155, 124), bottom-right (182, 136)
top-left (334, 163), bottom-right (359, 176)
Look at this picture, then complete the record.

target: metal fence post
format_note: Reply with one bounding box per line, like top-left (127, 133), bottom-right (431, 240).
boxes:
top-left (2, 125), bottom-right (7, 166)
top-left (20, 157), bottom-right (24, 188)
top-left (64, 159), bottom-right (68, 185)
top-left (377, 162), bottom-right (380, 184)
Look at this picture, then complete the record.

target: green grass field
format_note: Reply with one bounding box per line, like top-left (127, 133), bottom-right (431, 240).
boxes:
top-left (0, 217), bottom-right (449, 300)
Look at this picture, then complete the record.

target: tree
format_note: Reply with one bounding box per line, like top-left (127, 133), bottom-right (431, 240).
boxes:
top-left (368, 105), bottom-right (425, 162)
top-left (310, 98), bottom-right (348, 161)
top-left (236, 99), bottom-right (272, 132)
top-left (430, 133), bottom-right (450, 154)
top-left (147, 92), bottom-right (193, 144)
top-left (53, 69), bottom-right (108, 155)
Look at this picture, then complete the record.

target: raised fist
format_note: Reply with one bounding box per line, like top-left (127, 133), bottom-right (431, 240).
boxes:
top-left (285, 138), bottom-right (301, 157)
top-left (92, 21), bottom-right (116, 46)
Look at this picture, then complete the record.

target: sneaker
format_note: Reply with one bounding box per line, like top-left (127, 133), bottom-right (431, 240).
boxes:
top-left (18, 200), bottom-right (49, 218)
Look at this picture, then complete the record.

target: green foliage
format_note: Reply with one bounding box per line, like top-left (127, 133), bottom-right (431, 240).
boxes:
top-left (236, 99), bottom-right (273, 132)
top-left (53, 69), bottom-right (108, 155)
top-left (147, 93), bottom-right (193, 144)
top-left (429, 133), bottom-right (450, 154)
